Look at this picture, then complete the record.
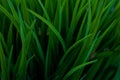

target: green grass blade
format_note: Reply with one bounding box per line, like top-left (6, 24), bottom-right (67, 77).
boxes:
top-left (59, 34), bottom-right (92, 66)
top-left (32, 31), bottom-right (45, 63)
top-left (63, 60), bottom-right (97, 80)
top-left (0, 42), bottom-right (9, 80)
top-left (20, 0), bottom-right (30, 25)
top-left (95, 20), bottom-right (117, 49)
top-left (7, 0), bottom-right (19, 23)
top-left (38, 0), bottom-right (50, 21)
top-left (7, 23), bottom-right (13, 49)
top-left (76, 12), bottom-right (87, 41)
top-left (113, 63), bottom-right (120, 80)
top-left (0, 33), bottom-right (9, 55)
top-left (58, 0), bottom-right (62, 32)
top-left (0, 4), bottom-right (19, 31)
top-left (28, 9), bottom-right (66, 52)
top-left (8, 46), bottom-right (13, 75)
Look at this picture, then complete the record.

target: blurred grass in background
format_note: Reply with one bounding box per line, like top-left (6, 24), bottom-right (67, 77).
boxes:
top-left (0, 0), bottom-right (120, 80)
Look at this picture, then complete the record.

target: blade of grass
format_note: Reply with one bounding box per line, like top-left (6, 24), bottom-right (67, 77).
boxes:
top-left (66, 2), bottom-right (88, 45)
top-left (26, 17), bottom-right (44, 63)
top-left (113, 63), bottom-right (120, 80)
top-left (0, 33), bottom-right (9, 55)
top-left (7, 23), bottom-right (13, 49)
top-left (8, 46), bottom-right (13, 75)
top-left (7, 0), bottom-right (19, 23)
top-left (95, 19), bottom-right (117, 49)
top-left (71, 31), bottom-right (100, 80)
top-left (63, 60), bottom-right (97, 80)
top-left (38, 0), bottom-right (50, 21)
top-left (28, 9), bottom-right (66, 52)
top-left (17, 8), bottom-right (26, 80)
top-left (45, 34), bottom-right (54, 80)
top-left (20, 0), bottom-right (30, 25)
top-left (32, 31), bottom-right (44, 63)
top-left (59, 34), bottom-right (92, 66)
top-left (26, 55), bottom-right (35, 71)
top-left (0, 4), bottom-right (19, 31)
top-left (76, 12), bottom-right (87, 41)
top-left (58, 0), bottom-right (62, 32)
top-left (0, 42), bottom-right (9, 80)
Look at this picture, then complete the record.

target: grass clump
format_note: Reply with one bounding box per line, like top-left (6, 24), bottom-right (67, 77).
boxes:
top-left (0, 0), bottom-right (120, 80)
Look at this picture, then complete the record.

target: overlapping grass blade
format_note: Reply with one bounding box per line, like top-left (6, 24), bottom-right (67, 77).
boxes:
top-left (28, 9), bottom-right (66, 52)
top-left (59, 34), bottom-right (92, 66)
top-left (38, 0), bottom-right (50, 21)
top-left (0, 0), bottom-right (120, 80)
top-left (0, 4), bottom-right (19, 31)
top-left (20, 0), bottom-right (30, 25)
top-left (63, 60), bottom-right (97, 80)
top-left (7, 0), bottom-right (19, 23)
top-left (32, 31), bottom-right (44, 63)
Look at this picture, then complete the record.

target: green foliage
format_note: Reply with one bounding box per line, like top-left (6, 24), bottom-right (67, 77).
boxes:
top-left (0, 0), bottom-right (120, 80)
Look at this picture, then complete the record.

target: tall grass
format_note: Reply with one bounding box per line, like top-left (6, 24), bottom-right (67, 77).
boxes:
top-left (0, 0), bottom-right (120, 80)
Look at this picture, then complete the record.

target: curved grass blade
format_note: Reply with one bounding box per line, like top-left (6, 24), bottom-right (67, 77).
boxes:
top-left (95, 20), bottom-right (117, 49)
top-left (26, 55), bottom-right (35, 69)
top-left (59, 34), bottom-right (92, 66)
top-left (26, 17), bottom-right (44, 63)
top-left (63, 60), bottom-right (97, 80)
top-left (71, 31), bottom-right (100, 80)
top-left (0, 4), bottom-right (19, 31)
top-left (28, 9), bottom-right (66, 52)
